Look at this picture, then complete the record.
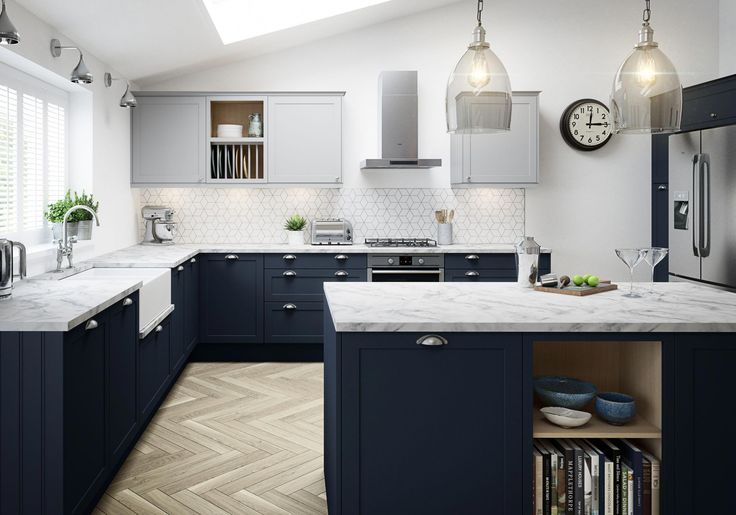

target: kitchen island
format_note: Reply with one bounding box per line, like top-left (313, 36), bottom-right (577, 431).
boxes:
top-left (323, 282), bottom-right (736, 515)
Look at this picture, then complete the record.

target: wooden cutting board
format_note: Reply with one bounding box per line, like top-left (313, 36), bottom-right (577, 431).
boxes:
top-left (534, 283), bottom-right (618, 296)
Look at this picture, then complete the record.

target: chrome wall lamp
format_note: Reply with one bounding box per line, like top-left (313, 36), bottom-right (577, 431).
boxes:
top-left (0, 0), bottom-right (20, 44)
top-left (50, 38), bottom-right (93, 84)
top-left (104, 72), bottom-right (137, 108)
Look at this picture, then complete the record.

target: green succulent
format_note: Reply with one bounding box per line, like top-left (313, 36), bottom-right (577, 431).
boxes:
top-left (284, 214), bottom-right (307, 231)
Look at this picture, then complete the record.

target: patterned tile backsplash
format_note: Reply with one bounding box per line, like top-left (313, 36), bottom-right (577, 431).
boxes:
top-left (136, 188), bottom-right (525, 244)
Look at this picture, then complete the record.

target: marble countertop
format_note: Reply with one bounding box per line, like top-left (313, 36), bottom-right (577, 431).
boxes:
top-left (0, 277), bottom-right (142, 332)
top-left (323, 282), bottom-right (736, 333)
top-left (88, 243), bottom-right (550, 268)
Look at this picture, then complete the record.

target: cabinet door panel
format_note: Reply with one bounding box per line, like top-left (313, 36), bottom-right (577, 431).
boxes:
top-left (185, 258), bottom-right (200, 352)
top-left (264, 252), bottom-right (366, 270)
top-left (340, 332), bottom-right (524, 515)
top-left (445, 269), bottom-right (516, 282)
top-left (200, 254), bottom-right (263, 343)
top-left (265, 301), bottom-right (323, 344)
top-left (268, 96), bottom-right (342, 183)
top-left (107, 295), bottom-right (139, 466)
top-left (670, 334), bottom-right (736, 514)
top-left (132, 96), bottom-right (206, 184)
top-left (266, 268), bottom-right (366, 302)
top-left (138, 320), bottom-right (171, 419)
top-left (63, 318), bottom-right (108, 514)
top-left (170, 265), bottom-right (185, 371)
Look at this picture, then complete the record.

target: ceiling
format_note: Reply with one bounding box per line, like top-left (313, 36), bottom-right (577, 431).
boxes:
top-left (17, 0), bottom-right (463, 85)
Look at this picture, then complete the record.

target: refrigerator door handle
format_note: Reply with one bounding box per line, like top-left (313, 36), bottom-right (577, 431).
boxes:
top-left (700, 153), bottom-right (711, 257)
top-left (692, 154), bottom-right (701, 257)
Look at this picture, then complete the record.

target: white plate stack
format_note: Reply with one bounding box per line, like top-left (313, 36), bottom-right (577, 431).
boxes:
top-left (216, 124), bottom-right (243, 138)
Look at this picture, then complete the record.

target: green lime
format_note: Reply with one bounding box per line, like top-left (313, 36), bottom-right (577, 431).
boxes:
top-left (587, 275), bottom-right (600, 287)
top-left (582, 274), bottom-right (592, 282)
top-left (572, 275), bottom-right (585, 286)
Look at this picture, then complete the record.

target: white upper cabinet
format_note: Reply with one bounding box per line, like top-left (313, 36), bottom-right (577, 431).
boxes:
top-left (132, 96), bottom-right (207, 184)
top-left (267, 96), bottom-right (343, 184)
top-left (451, 92), bottom-right (540, 185)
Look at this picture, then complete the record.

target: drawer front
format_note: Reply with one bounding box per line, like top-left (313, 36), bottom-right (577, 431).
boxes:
top-left (682, 86), bottom-right (736, 129)
top-left (138, 318), bottom-right (171, 419)
top-left (266, 268), bottom-right (367, 301)
top-left (445, 269), bottom-right (516, 282)
top-left (445, 253), bottom-right (516, 270)
top-left (265, 301), bottom-right (323, 344)
top-left (265, 253), bottom-right (366, 270)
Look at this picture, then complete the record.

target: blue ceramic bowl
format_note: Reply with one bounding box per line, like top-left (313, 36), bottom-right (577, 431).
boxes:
top-left (596, 392), bottom-right (636, 425)
top-left (533, 376), bottom-right (597, 409)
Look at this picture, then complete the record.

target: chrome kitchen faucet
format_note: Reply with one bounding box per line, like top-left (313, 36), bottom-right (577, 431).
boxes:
top-left (55, 205), bottom-right (100, 271)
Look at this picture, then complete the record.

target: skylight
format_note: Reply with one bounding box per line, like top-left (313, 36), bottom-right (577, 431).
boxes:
top-left (202, 0), bottom-right (391, 45)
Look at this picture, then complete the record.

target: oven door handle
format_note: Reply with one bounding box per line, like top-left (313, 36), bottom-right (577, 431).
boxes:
top-left (369, 269), bottom-right (442, 275)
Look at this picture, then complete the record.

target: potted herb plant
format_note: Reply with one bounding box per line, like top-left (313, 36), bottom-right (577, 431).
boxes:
top-left (284, 214), bottom-right (307, 246)
top-left (73, 191), bottom-right (99, 240)
top-left (44, 191), bottom-right (76, 242)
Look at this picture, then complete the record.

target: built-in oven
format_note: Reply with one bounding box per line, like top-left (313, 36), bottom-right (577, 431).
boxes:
top-left (367, 254), bottom-right (444, 282)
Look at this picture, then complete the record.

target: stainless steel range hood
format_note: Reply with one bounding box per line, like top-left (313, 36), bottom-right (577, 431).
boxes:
top-left (361, 71), bottom-right (442, 170)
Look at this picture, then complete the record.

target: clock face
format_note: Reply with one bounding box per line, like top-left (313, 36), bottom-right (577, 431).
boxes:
top-left (560, 99), bottom-right (613, 151)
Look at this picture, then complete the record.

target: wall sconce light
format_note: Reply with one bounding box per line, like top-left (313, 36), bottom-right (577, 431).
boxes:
top-left (0, 0), bottom-right (20, 44)
top-left (104, 72), bottom-right (137, 108)
top-left (50, 38), bottom-right (93, 84)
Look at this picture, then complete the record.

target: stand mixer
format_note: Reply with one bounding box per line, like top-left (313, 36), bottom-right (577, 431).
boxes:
top-left (141, 206), bottom-right (176, 245)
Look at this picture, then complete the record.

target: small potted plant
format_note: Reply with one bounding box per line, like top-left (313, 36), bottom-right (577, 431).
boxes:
top-left (73, 191), bottom-right (99, 240)
top-left (284, 214), bottom-right (307, 246)
top-left (44, 191), bottom-right (76, 242)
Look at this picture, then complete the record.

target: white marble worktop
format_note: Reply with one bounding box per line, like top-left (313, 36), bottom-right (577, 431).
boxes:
top-left (88, 243), bottom-right (550, 268)
top-left (0, 277), bottom-right (142, 332)
top-left (324, 282), bottom-right (736, 333)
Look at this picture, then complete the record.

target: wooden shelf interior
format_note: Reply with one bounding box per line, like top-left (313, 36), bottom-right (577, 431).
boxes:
top-left (210, 100), bottom-right (264, 138)
top-left (533, 340), bottom-right (662, 456)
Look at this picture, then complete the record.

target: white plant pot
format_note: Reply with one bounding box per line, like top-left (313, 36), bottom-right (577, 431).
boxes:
top-left (287, 230), bottom-right (305, 246)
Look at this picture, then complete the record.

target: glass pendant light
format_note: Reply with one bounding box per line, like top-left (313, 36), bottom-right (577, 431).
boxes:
top-left (610, 0), bottom-right (682, 134)
top-left (446, 0), bottom-right (512, 134)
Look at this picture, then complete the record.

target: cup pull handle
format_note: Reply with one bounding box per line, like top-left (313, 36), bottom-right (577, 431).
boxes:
top-left (283, 254), bottom-right (297, 261)
top-left (225, 254), bottom-right (239, 261)
top-left (177, 265), bottom-right (184, 271)
top-left (155, 325), bottom-right (163, 333)
top-left (190, 257), bottom-right (197, 263)
top-left (283, 270), bottom-right (297, 277)
top-left (465, 271), bottom-right (480, 277)
top-left (283, 303), bottom-right (297, 311)
top-left (85, 319), bottom-right (98, 331)
top-left (122, 297), bottom-right (134, 307)
top-left (465, 254), bottom-right (480, 261)
top-left (334, 254), bottom-right (348, 261)
top-left (334, 271), bottom-right (349, 277)
top-left (416, 334), bottom-right (448, 346)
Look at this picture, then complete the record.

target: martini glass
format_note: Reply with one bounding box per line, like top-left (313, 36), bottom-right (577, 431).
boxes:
top-left (642, 247), bottom-right (669, 293)
top-left (615, 248), bottom-right (646, 297)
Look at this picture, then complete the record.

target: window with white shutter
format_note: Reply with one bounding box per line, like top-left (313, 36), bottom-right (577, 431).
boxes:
top-left (0, 62), bottom-right (69, 243)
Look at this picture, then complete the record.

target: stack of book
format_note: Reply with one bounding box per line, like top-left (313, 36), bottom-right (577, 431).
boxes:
top-left (532, 438), bottom-right (660, 515)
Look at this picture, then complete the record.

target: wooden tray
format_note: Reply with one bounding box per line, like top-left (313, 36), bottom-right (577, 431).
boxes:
top-left (534, 283), bottom-right (618, 296)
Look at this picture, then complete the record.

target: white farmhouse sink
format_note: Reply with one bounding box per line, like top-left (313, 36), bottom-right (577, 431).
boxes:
top-left (62, 268), bottom-right (171, 335)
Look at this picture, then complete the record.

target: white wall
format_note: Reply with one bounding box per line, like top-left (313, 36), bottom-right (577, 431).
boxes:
top-left (142, 0), bottom-right (720, 280)
top-left (0, 0), bottom-right (137, 270)
top-left (720, 0), bottom-right (736, 76)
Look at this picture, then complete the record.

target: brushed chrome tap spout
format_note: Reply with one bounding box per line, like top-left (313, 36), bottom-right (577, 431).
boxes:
top-left (55, 205), bottom-right (100, 271)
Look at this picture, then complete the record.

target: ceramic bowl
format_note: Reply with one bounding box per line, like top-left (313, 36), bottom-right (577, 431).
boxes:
top-left (540, 407), bottom-right (592, 428)
top-left (534, 376), bottom-right (597, 409)
top-left (596, 392), bottom-right (636, 425)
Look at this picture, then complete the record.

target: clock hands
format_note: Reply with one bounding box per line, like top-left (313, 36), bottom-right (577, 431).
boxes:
top-left (587, 112), bottom-right (593, 128)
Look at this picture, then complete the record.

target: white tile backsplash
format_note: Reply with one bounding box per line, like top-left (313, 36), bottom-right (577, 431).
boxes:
top-left (136, 188), bottom-right (525, 244)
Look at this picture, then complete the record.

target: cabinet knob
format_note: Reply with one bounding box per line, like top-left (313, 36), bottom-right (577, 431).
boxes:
top-left (467, 176), bottom-right (472, 183)
top-left (334, 254), bottom-right (348, 261)
top-left (282, 270), bottom-right (297, 277)
top-left (85, 319), bottom-right (98, 331)
top-left (334, 270), bottom-right (349, 277)
top-left (416, 334), bottom-right (448, 346)
top-left (283, 303), bottom-right (297, 311)
top-left (122, 297), bottom-right (134, 307)
top-left (177, 265), bottom-right (184, 271)
top-left (465, 254), bottom-right (480, 261)
top-left (283, 254), bottom-right (297, 261)
top-left (225, 254), bottom-right (239, 261)
top-left (657, 184), bottom-right (668, 191)
top-left (465, 271), bottom-right (480, 277)
top-left (710, 112), bottom-right (718, 118)
top-left (155, 325), bottom-right (163, 333)
top-left (190, 257), bottom-right (197, 263)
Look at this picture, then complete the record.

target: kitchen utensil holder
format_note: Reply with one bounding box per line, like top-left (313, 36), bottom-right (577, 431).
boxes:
top-left (437, 223), bottom-right (453, 245)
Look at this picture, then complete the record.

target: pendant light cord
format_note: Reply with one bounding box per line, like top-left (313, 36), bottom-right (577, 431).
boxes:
top-left (477, 0), bottom-right (484, 26)
top-left (642, 0), bottom-right (651, 23)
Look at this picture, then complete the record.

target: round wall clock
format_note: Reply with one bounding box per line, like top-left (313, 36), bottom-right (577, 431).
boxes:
top-left (560, 99), bottom-right (613, 151)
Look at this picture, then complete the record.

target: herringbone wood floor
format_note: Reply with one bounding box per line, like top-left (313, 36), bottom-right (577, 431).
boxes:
top-left (94, 362), bottom-right (327, 515)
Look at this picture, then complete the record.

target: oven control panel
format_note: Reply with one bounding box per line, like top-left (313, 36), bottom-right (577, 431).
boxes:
top-left (367, 254), bottom-right (444, 267)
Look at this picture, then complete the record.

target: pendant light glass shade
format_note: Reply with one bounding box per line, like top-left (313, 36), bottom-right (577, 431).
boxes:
top-left (0, 0), bottom-right (19, 45)
top-left (446, 1), bottom-right (512, 134)
top-left (610, 3), bottom-right (682, 134)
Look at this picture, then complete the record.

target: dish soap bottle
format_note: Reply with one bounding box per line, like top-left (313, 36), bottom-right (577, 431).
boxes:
top-left (515, 236), bottom-right (541, 287)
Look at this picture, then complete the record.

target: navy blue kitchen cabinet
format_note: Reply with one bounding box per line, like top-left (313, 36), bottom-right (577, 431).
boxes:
top-left (138, 318), bottom-right (171, 420)
top-left (324, 324), bottom-right (527, 515)
top-left (445, 252), bottom-right (550, 282)
top-left (200, 253), bottom-right (263, 343)
top-left (265, 268), bottom-right (367, 302)
top-left (265, 301), bottom-right (324, 343)
top-left (185, 256), bottom-right (200, 352)
top-left (171, 262), bottom-right (186, 371)
top-left (265, 252), bottom-right (366, 270)
top-left (106, 295), bottom-right (139, 469)
top-left (680, 76), bottom-right (736, 131)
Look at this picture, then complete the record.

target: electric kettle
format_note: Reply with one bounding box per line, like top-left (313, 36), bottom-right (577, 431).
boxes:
top-left (0, 239), bottom-right (27, 299)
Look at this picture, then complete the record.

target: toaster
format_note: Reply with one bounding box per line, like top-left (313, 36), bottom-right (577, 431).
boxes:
top-left (311, 219), bottom-right (353, 245)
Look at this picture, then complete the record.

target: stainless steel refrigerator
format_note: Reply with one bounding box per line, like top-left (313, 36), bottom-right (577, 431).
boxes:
top-left (669, 125), bottom-right (736, 289)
